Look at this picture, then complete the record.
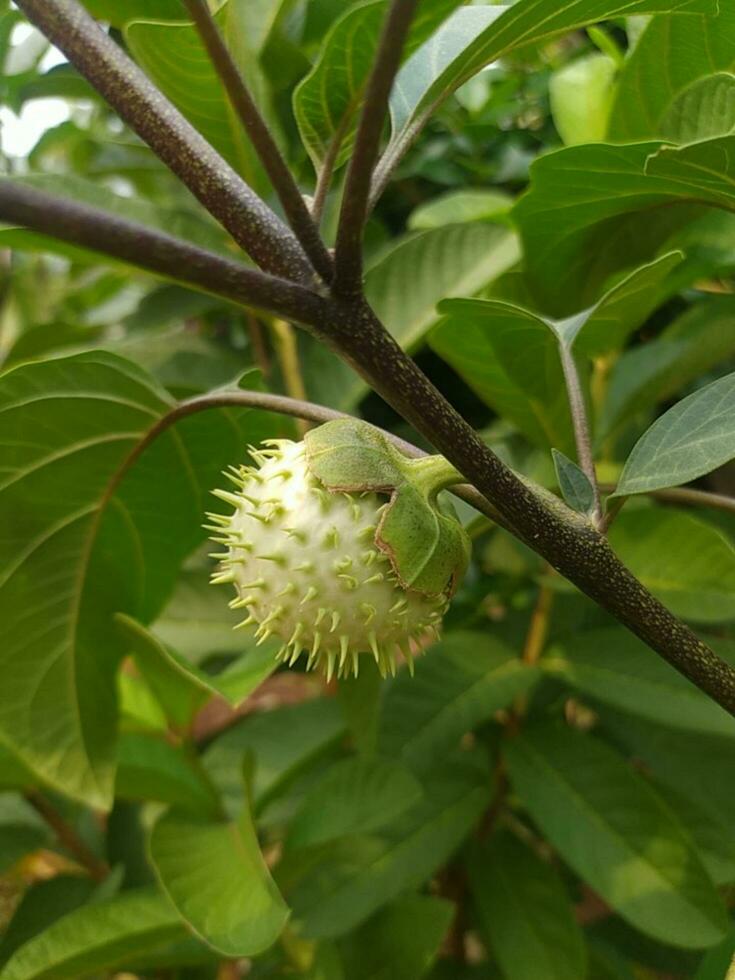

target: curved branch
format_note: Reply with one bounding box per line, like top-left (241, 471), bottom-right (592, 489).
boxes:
top-left (0, 182), bottom-right (330, 327)
top-left (333, 0), bottom-right (419, 298)
top-left (182, 0), bottom-right (334, 284)
top-left (15, 0), bottom-right (314, 284)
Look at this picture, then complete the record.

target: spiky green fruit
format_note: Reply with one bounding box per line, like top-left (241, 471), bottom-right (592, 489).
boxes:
top-left (208, 439), bottom-right (450, 680)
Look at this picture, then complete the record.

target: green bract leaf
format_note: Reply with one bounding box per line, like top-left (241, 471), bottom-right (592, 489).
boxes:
top-left (609, 509), bottom-right (735, 623)
top-left (506, 724), bottom-right (728, 948)
top-left (616, 371), bottom-right (735, 495)
top-left (543, 627), bottom-right (735, 737)
top-left (374, 0), bottom-right (716, 195)
top-left (284, 751), bottom-right (490, 938)
top-left (609, 7), bottom-right (735, 141)
top-left (0, 888), bottom-right (184, 980)
top-left (293, 0), bottom-right (461, 172)
top-left (305, 419), bottom-right (470, 595)
top-left (552, 450), bottom-right (595, 516)
top-left (378, 632), bottom-right (539, 773)
top-left (149, 808), bottom-right (290, 957)
top-left (513, 136), bottom-right (735, 315)
top-left (287, 757), bottom-right (422, 850)
top-left (468, 830), bottom-right (587, 980)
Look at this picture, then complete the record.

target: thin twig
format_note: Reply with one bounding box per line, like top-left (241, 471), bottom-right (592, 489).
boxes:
top-left (182, 0), bottom-right (333, 284)
top-left (15, 0), bottom-right (313, 284)
top-left (24, 791), bottom-right (109, 882)
top-left (601, 483), bottom-right (735, 518)
top-left (0, 181), bottom-right (329, 328)
top-left (333, 0), bottom-right (419, 297)
top-left (559, 343), bottom-right (602, 527)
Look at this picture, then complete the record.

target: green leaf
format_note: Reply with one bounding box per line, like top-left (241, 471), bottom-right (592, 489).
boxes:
top-left (304, 223), bottom-right (519, 411)
top-left (305, 419), bottom-right (470, 595)
top-left (0, 825), bottom-right (47, 876)
top-left (408, 190), bottom-right (513, 230)
top-left (549, 53), bottom-right (617, 145)
top-left (341, 895), bottom-right (453, 980)
top-left (609, 509), bottom-right (735, 623)
top-left (512, 137), bottom-right (735, 315)
top-left (552, 450), bottom-right (595, 516)
top-left (204, 697), bottom-right (345, 818)
top-left (287, 757), bottom-right (422, 850)
top-left (609, 7), bottom-right (735, 141)
top-left (378, 632), bottom-right (539, 773)
top-left (0, 352), bottom-right (272, 806)
top-left (654, 783), bottom-right (735, 887)
top-left (542, 627), bottom-right (735, 737)
top-left (506, 723), bottom-right (728, 948)
top-left (285, 751), bottom-right (490, 938)
top-left (616, 371), bottom-right (735, 496)
top-left (599, 295), bottom-right (735, 440)
top-left (376, 0), bottom-right (716, 193)
top-left (82, 1), bottom-right (183, 26)
top-left (115, 732), bottom-right (220, 817)
top-left (125, 3), bottom-right (272, 188)
top-left (659, 73), bottom-right (735, 144)
top-left (468, 830), bottom-right (587, 980)
top-left (0, 887), bottom-right (184, 980)
top-left (149, 807), bottom-right (290, 957)
top-left (293, 0), bottom-right (461, 172)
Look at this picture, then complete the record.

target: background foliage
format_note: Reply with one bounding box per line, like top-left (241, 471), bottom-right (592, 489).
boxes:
top-left (1, 0), bottom-right (735, 978)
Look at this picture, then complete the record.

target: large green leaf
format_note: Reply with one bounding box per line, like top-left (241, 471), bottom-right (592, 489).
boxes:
top-left (0, 352), bottom-right (272, 806)
top-left (293, 0), bottom-right (461, 172)
top-left (125, 3), bottom-right (273, 188)
top-left (285, 751), bottom-right (490, 938)
top-left (287, 757), bottom-right (422, 850)
top-left (468, 830), bottom-right (587, 980)
top-left (0, 888), bottom-right (184, 980)
top-left (304, 222), bottom-right (519, 411)
top-left (82, 1), bottom-right (183, 26)
top-left (377, 632), bottom-right (539, 773)
top-left (599, 295), bottom-right (735, 441)
top-left (506, 723), bottom-right (728, 948)
top-left (149, 807), bottom-right (290, 957)
top-left (608, 509), bottom-right (735, 623)
top-left (616, 371), bottom-right (735, 496)
top-left (341, 895), bottom-right (453, 980)
top-left (543, 627), bottom-right (735, 737)
top-left (513, 136), bottom-right (735, 315)
top-left (609, 7), bottom-right (735, 141)
top-left (374, 0), bottom-right (716, 196)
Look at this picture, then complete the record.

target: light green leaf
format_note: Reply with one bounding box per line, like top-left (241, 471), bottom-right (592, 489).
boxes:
top-left (552, 450), bottom-right (595, 516)
top-left (115, 732), bottom-right (220, 817)
top-left (408, 189), bottom-right (512, 230)
top-left (468, 830), bottom-right (587, 980)
top-left (378, 632), bottom-right (539, 773)
top-left (285, 751), bottom-right (490, 938)
top-left (616, 371), bottom-right (735, 496)
top-left (550, 52), bottom-right (617, 145)
top-left (506, 723), bottom-right (728, 948)
top-left (287, 757), bottom-right (422, 850)
top-left (0, 352), bottom-right (272, 806)
top-left (304, 222), bottom-right (519, 411)
top-left (82, 1), bottom-right (182, 26)
top-left (204, 697), bottom-right (345, 818)
top-left (512, 136), bottom-right (735, 315)
top-left (375, 0), bottom-right (715, 196)
top-left (293, 0), bottom-right (461, 172)
top-left (341, 895), bottom-right (453, 980)
top-left (149, 808), bottom-right (290, 957)
top-left (0, 888), bottom-right (184, 980)
top-left (659, 73), bottom-right (735, 144)
top-left (126, 3), bottom-right (272, 188)
top-left (609, 509), bottom-right (735, 623)
top-left (609, 7), bottom-right (735, 141)
top-left (599, 295), bottom-right (735, 440)
top-left (543, 627), bottom-right (735, 737)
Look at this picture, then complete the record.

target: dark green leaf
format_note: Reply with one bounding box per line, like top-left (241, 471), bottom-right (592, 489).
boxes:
top-left (552, 450), bottom-right (595, 516)
top-left (468, 830), bottom-right (586, 980)
top-left (0, 877), bottom-right (96, 969)
top-left (149, 807), bottom-right (290, 957)
top-left (506, 723), bottom-right (728, 948)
